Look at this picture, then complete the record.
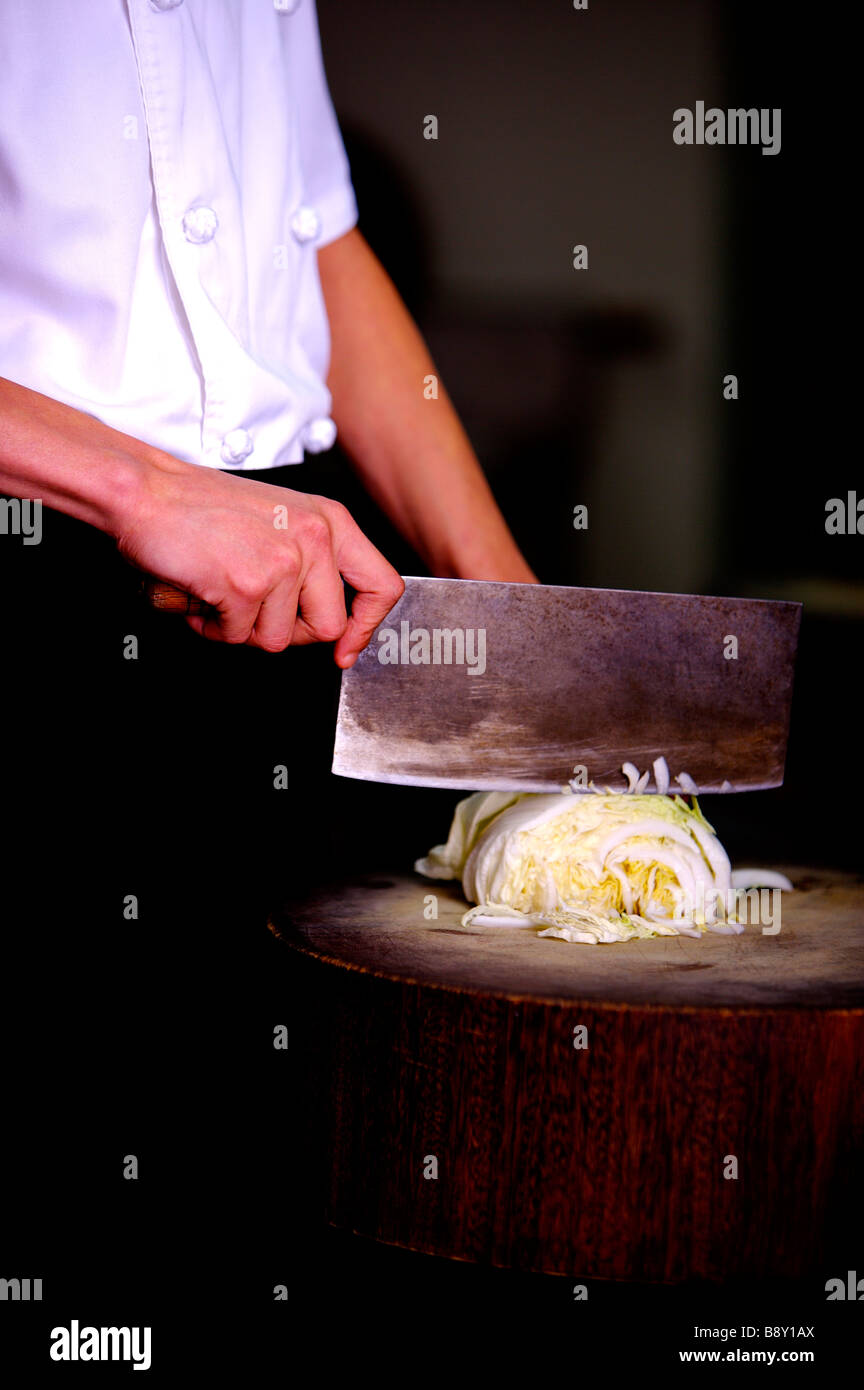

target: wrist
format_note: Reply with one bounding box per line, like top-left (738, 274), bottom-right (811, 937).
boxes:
top-left (0, 377), bottom-right (197, 538)
top-left (451, 556), bottom-right (539, 584)
top-left (102, 444), bottom-right (195, 539)
top-left (428, 530), bottom-right (538, 585)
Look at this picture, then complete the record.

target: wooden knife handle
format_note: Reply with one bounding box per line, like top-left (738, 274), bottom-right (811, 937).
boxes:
top-left (141, 578), bottom-right (210, 616)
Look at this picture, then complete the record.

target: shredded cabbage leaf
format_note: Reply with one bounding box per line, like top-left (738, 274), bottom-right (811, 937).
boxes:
top-left (415, 787), bottom-right (781, 944)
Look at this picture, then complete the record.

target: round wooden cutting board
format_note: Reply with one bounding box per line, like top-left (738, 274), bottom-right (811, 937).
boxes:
top-left (269, 865), bottom-right (864, 1282)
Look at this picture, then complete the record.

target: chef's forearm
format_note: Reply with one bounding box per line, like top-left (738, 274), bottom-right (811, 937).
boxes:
top-left (317, 228), bottom-right (536, 582)
top-left (0, 376), bottom-right (146, 534)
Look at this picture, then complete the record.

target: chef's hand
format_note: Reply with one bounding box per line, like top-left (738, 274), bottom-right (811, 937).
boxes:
top-left (116, 456), bottom-right (404, 665)
top-left (0, 375), bottom-right (402, 663)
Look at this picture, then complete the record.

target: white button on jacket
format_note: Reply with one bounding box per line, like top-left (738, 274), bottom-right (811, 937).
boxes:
top-left (0, 0), bottom-right (358, 469)
top-left (220, 428), bottom-right (255, 465)
top-left (182, 206), bottom-right (219, 245)
top-left (290, 205), bottom-right (322, 245)
top-left (301, 416), bottom-right (338, 453)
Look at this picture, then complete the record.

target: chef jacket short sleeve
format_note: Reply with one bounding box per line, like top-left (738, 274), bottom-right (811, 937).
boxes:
top-left (289, 1), bottom-right (359, 248)
top-left (0, 0), bottom-right (360, 471)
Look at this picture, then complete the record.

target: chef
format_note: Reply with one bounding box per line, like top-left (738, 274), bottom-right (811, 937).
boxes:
top-left (0, 0), bottom-right (535, 668)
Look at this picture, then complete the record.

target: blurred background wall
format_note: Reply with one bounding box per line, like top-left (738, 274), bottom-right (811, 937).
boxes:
top-left (317, 0), bottom-right (724, 595)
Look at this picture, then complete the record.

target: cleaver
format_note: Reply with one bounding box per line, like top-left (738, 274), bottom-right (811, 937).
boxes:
top-left (331, 577), bottom-right (801, 793)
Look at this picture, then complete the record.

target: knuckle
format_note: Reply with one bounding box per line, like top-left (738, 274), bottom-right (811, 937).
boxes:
top-left (313, 613), bottom-right (348, 643)
top-left (230, 571), bottom-right (266, 604)
top-left (300, 511), bottom-right (332, 551)
top-left (322, 497), bottom-right (350, 528)
top-left (385, 572), bottom-right (406, 604)
top-left (274, 542), bottom-right (303, 583)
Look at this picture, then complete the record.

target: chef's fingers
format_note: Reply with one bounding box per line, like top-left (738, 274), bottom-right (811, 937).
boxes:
top-left (327, 507), bottom-right (404, 667)
top-left (241, 576), bottom-right (302, 651)
top-left (286, 558), bottom-right (350, 647)
top-left (335, 573), bottom-right (406, 668)
top-left (186, 599), bottom-right (260, 646)
top-left (251, 560), bottom-right (350, 651)
top-left (179, 498), bottom-right (397, 655)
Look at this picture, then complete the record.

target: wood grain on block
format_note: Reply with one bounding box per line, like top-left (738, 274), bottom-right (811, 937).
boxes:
top-left (269, 865), bottom-right (864, 1281)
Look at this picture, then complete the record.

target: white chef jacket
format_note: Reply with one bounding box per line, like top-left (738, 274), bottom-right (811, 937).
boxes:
top-left (0, 0), bottom-right (358, 470)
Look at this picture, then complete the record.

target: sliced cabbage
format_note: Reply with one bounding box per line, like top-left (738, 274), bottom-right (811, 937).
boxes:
top-left (415, 788), bottom-right (755, 943)
top-left (414, 790), bottom-right (522, 880)
top-left (730, 868), bottom-right (794, 891)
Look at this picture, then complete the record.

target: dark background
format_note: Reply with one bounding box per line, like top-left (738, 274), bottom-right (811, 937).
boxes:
top-left (1, 0), bottom-right (859, 1375)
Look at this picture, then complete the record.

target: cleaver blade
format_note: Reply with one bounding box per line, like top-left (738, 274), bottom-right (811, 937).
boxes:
top-left (331, 577), bottom-right (801, 793)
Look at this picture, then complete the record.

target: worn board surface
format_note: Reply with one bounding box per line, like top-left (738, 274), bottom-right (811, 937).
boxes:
top-left (270, 865), bottom-right (864, 1010)
top-left (270, 865), bottom-right (864, 1279)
